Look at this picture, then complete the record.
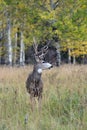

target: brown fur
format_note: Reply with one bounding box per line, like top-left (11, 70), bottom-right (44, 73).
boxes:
top-left (26, 64), bottom-right (43, 110)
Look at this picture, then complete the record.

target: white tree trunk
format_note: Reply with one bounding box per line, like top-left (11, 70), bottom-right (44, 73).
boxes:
top-left (73, 55), bottom-right (76, 64)
top-left (55, 42), bottom-right (61, 66)
top-left (68, 48), bottom-right (71, 64)
top-left (0, 33), bottom-right (2, 64)
top-left (7, 19), bottom-right (12, 65)
top-left (50, 0), bottom-right (54, 10)
top-left (13, 33), bottom-right (17, 65)
top-left (20, 32), bottom-right (25, 66)
top-left (0, 48), bottom-right (1, 64)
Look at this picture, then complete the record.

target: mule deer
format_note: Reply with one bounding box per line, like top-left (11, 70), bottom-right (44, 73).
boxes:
top-left (26, 38), bottom-right (53, 110)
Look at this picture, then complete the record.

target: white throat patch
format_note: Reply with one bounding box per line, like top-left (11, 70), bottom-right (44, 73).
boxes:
top-left (37, 69), bottom-right (42, 74)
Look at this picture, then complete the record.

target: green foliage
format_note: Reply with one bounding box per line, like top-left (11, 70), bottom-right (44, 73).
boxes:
top-left (0, 0), bottom-right (87, 56)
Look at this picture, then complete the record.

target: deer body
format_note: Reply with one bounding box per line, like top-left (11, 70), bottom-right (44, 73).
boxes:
top-left (26, 39), bottom-right (53, 110)
top-left (26, 64), bottom-right (43, 98)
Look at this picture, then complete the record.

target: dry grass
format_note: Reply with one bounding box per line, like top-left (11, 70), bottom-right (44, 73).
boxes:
top-left (0, 64), bottom-right (87, 130)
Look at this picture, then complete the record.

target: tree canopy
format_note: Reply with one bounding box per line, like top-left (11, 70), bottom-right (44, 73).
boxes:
top-left (0, 0), bottom-right (87, 58)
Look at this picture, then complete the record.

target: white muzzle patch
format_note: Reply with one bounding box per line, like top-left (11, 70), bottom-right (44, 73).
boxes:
top-left (41, 63), bottom-right (52, 69)
top-left (37, 68), bottom-right (42, 74)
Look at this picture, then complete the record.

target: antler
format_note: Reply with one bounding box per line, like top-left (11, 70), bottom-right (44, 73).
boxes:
top-left (33, 37), bottom-right (40, 62)
top-left (33, 37), bottom-right (50, 62)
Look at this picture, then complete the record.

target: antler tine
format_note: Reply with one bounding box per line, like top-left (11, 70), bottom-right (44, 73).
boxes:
top-left (41, 40), bottom-right (51, 52)
top-left (40, 40), bottom-right (51, 57)
top-left (33, 38), bottom-right (51, 62)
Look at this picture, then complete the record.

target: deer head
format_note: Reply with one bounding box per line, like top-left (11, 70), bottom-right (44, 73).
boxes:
top-left (33, 37), bottom-right (53, 73)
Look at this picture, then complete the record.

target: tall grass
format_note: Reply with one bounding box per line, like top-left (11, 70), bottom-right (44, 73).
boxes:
top-left (0, 65), bottom-right (87, 130)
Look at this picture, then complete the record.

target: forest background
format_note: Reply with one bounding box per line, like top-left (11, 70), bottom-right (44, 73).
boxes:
top-left (0, 0), bottom-right (87, 65)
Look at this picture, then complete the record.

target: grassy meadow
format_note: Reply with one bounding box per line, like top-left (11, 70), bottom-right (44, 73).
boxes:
top-left (0, 65), bottom-right (87, 130)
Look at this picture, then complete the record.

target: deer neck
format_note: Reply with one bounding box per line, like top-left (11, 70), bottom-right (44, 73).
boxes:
top-left (32, 66), bottom-right (42, 79)
top-left (37, 68), bottom-right (42, 74)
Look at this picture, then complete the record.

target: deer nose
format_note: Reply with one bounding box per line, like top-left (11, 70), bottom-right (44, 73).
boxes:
top-left (49, 65), bottom-right (53, 69)
top-left (51, 65), bottom-right (53, 68)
